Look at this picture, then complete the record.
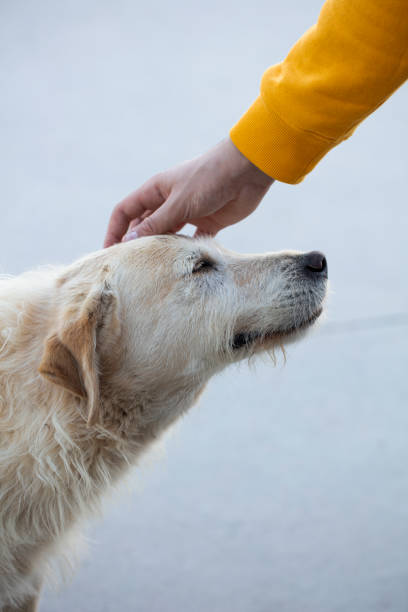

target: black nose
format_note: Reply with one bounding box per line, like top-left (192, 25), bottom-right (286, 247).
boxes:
top-left (304, 251), bottom-right (327, 276)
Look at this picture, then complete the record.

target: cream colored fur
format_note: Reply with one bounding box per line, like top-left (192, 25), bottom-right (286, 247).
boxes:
top-left (0, 236), bottom-right (327, 610)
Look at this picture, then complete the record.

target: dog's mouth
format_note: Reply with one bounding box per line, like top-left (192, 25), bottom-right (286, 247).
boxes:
top-left (231, 307), bottom-right (323, 351)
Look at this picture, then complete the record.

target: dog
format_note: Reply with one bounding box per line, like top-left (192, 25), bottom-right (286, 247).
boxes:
top-left (0, 235), bottom-right (327, 611)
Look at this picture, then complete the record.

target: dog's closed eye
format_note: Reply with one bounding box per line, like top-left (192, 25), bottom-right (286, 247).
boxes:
top-left (192, 259), bottom-right (215, 274)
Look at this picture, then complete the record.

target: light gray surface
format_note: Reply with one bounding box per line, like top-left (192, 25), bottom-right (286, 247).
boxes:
top-left (1, 1), bottom-right (408, 611)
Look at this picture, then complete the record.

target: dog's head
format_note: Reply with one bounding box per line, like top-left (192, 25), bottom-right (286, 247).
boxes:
top-left (38, 236), bottom-right (328, 427)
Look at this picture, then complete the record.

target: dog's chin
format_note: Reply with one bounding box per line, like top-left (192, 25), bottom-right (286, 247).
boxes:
top-left (231, 307), bottom-right (323, 352)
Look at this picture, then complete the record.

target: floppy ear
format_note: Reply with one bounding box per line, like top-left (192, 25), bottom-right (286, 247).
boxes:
top-left (39, 281), bottom-right (117, 427)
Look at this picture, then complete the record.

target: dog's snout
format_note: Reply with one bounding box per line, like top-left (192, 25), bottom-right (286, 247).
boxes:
top-left (303, 251), bottom-right (327, 277)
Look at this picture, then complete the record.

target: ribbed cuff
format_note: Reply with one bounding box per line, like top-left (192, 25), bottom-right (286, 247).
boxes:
top-left (230, 96), bottom-right (336, 184)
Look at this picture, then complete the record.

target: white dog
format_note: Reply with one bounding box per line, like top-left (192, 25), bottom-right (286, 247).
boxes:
top-left (0, 235), bottom-right (327, 611)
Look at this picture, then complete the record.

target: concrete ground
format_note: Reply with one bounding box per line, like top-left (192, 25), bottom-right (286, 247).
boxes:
top-left (1, 1), bottom-right (407, 610)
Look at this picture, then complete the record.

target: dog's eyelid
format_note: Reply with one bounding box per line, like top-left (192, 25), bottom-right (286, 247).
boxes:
top-left (192, 258), bottom-right (216, 274)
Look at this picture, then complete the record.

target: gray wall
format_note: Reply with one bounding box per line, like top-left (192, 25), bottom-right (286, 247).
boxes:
top-left (1, 1), bottom-right (407, 610)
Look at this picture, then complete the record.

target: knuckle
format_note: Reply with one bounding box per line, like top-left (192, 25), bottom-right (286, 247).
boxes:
top-left (151, 171), bottom-right (163, 184)
top-left (140, 215), bottom-right (157, 235)
top-left (113, 202), bottom-right (126, 219)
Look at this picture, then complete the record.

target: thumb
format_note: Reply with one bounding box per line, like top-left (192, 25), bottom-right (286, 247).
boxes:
top-left (123, 197), bottom-right (184, 239)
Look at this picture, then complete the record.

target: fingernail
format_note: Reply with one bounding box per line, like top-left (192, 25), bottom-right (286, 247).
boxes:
top-left (122, 229), bottom-right (139, 242)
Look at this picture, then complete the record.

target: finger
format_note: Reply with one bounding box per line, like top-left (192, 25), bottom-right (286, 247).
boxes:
top-left (128, 217), bottom-right (141, 232)
top-left (192, 218), bottom-right (223, 238)
top-left (104, 207), bottom-right (133, 248)
top-left (125, 210), bottom-right (154, 236)
top-left (172, 222), bottom-right (186, 234)
top-left (129, 196), bottom-right (185, 238)
top-left (103, 180), bottom-right (165, 247)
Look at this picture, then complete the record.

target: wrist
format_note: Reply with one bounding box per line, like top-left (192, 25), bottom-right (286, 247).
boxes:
top-left (224, 137), bottom-right (274, 188)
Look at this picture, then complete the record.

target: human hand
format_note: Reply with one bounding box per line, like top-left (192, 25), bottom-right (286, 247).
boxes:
top-left (103, 138), bottom-right (274, 247)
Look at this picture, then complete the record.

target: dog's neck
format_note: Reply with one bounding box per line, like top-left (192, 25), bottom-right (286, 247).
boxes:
top-left (98, 377), bottom-right (207, 453)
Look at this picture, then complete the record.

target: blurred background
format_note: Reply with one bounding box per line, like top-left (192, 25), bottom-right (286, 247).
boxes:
top-left (1, 1), bottom-right (407, 610)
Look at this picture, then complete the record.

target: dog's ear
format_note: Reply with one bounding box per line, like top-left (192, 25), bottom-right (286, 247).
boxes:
top-left (39, 281), bottom-right (118, 426)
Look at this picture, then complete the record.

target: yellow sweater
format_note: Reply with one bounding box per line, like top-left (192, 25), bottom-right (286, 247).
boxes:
top-left (230, 0), bottom-right (408, 184)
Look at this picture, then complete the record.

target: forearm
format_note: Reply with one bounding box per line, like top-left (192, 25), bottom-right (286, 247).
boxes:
top-left (230, 0), bottom-right (408, 183)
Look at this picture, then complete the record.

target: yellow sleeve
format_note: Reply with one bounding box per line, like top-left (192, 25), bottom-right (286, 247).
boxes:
top-left (230, 0), bottom-right (408, 184)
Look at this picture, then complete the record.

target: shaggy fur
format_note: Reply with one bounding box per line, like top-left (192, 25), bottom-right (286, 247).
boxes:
top-left (0, 235), bottom-right (327, 611)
